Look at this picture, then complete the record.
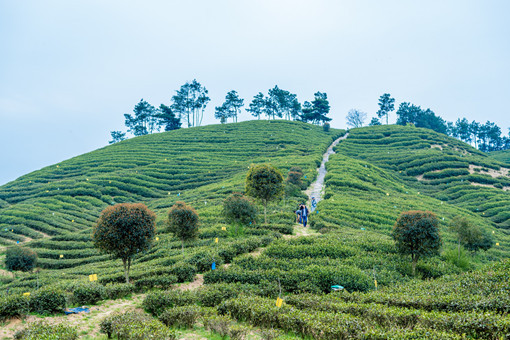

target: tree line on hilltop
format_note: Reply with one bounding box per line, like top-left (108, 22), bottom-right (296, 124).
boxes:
top-left (109, 80), bottom-right (331, 144)
top-left (346, 93), bottom-right (510, 152)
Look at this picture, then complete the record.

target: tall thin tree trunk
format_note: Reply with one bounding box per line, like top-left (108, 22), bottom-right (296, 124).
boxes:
top-left (263, 200), bottom-right (267, 224)
top-left (122, 258), bottom-right (129, 283)
top-left (412, 255), bottom-right (417, 276)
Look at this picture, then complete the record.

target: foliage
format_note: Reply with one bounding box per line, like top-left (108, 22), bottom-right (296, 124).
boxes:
top-left (30, 286), bottom-right (67, 314)
top-left (376, 93), bottom-right (395, 125)
top-left (167, 201), bottom-right (200, 251)
top-left (368, 117), bottom-right (381, 126)
top-left (223, 193), bottom-right (256, 234)
top-left (72, 282), bottom-right (104, 305)
top-left (14, 322), bottom-right (78, 340)
top-left (124, 99), bottom-right (157, 136)
top-left (93, 203), bottom-right (156, 283)
top-left (393, 211), bottom-right (442, 275)
top-left (323, 122), bottom-right (330, 132)
top-left (157, 104), bottom-right (181, 131)
top-left (100, 311), bottom-right (176, 340)
top-left (449, 216), bottom-right (492, 256)
top-left (245, 164), bottom-right (284, 224)
top-left (5, 246), bottom-right (38, 272)
top-left (109, 131), bottom-right (126, 144)
top-left (171, 79), bottom-right (210, 127)
top-left (159, 305), bottom-right (215, 328)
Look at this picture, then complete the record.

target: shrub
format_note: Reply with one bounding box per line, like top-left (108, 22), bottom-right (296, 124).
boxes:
top-left (143, 290), bottom-right (198, 316)
top-left (167, 201), bottom-right (200, 253)
top-left (102, 283), bottom-right (135, 300)
top-left (72, 282), bottom-right (104, 305)
top-left (203, 315), bottom-right (232, 337)
top-left (14, 321), bottom-right (78, 340)
top-left (5, 247), bottom-right (38, 272)
top-left (323, 123), bottom-right (330, 132)
top-left (393, 211), bottom-right (441, 276)
top-left (223, 193), bottom-right (257, 235)
top-left (100, 311), bottom-right (175, 340)
top-left (30, 286), bottom-right (67, 314)
top-left (0, 294), bottom-right (30, 320)
top-left (159, 305), bottom-right (215, 328)
top-left (229, 324), bottom-right (250, 340)
top-left (134, 275), bottom-right (178, 290)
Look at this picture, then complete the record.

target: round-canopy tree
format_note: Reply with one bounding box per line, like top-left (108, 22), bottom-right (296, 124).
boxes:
top-left (392, 210), bottom-right (442, 276)
top-left (223, 192), bottom-right (257, 235)
top-left (93, 203), bottom-right (156, 283)
top-left (5, 246), bottom-right (38, 272)
top-left (245, 164), bottom-right (284, 224)
top-left (167, 201), bottom-right (199, 253)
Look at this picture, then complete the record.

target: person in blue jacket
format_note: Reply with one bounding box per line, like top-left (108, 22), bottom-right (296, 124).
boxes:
top-left (300, 204), bottom-right (310, 227)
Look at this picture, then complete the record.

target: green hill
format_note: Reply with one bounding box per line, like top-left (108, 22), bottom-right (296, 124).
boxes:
top-left (1, 121), bottom-right (509, 339)
top-left (490, 149), bottom-right (510, 165)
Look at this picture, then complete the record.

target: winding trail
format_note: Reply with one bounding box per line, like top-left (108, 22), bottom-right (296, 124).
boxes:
top-left (306, 132), bottom-right (349, 204)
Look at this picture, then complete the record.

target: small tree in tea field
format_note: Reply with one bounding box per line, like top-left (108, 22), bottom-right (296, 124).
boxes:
top-left (223, 193), bottom-right (257, 235)
top-left (392, 210), bottom-right (441, 276)
top-left (167, 201), bottom-right (199, 253)
top-left (245, 164), bottom-right (284, 224)
top-left (93, 203), bottom-right (156, 283)
top-left (5, 246), bottom-right (38, 272)
top-left (449, 216), bottom-right (492, 256)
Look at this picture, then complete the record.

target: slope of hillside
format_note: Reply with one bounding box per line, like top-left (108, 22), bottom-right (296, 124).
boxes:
top-left (0, 121), bottom-right (342, 289)
top-left (334, 125), bottom-right (510, 232)
top-left (490, 149), bottom-right (510, 165)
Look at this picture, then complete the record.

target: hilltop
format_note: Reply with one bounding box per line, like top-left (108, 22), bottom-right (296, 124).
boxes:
top-left (1, 121), bottom-right (509, 339)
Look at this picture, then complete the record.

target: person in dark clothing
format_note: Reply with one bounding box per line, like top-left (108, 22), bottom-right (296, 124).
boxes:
top-left (300, 204), bottom-right (310, 227)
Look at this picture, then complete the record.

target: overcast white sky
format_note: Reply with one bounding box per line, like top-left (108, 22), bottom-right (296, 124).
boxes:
top-left (1, 0), bottom-right (509, 185)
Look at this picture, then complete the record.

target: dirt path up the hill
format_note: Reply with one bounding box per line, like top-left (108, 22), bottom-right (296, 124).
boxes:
top-left (306, 133), bottom-right (349, 204)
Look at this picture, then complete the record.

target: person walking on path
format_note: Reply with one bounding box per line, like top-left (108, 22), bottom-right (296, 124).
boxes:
top-left (300, 204), bottom-right (310, 227)
top-left (311, 196), bottom-right (317, 212)
top-left (295, 204), bottom-right (302, 223)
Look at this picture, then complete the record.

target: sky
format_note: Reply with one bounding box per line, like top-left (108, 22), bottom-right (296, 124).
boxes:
top-left (1, 0), bottom-right (509, 185)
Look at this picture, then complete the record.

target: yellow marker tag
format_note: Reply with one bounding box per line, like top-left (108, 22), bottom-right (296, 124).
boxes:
top-left (11, 229), bottom-right (13, 232)
top-left (496, 243), bottom-right (500, 246)
top-left (156, 237), bottom-right (159, 241)
top-left (23, 292), bottom-right (30, 297)
top-left (374, 280), bottom-right (378, 288)
top-left (276, 297), bottom-right (283, 308)
top-left (109, 181), bottom-right (111, 183)
top-left (492, 231), bottom-right (495, 234)
top-left (86, 178), bottom-right (89, 181)
top-left (72, 220), bottom-right (74, 222)
top-left (215, 238), bottom-right (218, 243)
top-left (386, 193), bottom-right (389, 196)
top-left (221, 227), bottom-right (227, 231)
top-left (60, 254), bottom-right (64, 258)
top-left (56, 165), bottom-right (59, 168)
top-left (165, 158), bottom-right (167, 161)
top-left (483, 212), bottom-right (485, 215)
top-left (89, 274), bottom-right (98, 282)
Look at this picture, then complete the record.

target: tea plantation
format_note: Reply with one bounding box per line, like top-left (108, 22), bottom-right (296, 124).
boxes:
top-left (1, 121), bottom-right (509, 339)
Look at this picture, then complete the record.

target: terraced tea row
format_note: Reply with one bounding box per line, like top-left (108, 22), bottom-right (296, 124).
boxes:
top-left (336, 125), bottom-right (510, 230)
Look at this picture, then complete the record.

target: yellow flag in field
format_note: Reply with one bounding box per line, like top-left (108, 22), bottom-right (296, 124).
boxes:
top-left (23, 292), bottom-right (30, 297)
top-left (221, 227), bottom-right (227, 231)
top-left (374, 280), bottom-right (378, 288)
top-left (496, 243), bottom-right (500, 246)
top-left (156, 237), bottom-right (159, 241)
top-left (89, 274), bottom-right (98, 282)
top-left (215, 238), bottom-right (218, 243)
top-left (60, 254), bottom-right (64, 258)
top-left (276, 297), bottom-right (283, 308)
